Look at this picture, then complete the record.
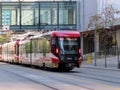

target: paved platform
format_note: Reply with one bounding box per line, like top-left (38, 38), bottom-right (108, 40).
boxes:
top-left (82, 56), bottom-right (120, 70)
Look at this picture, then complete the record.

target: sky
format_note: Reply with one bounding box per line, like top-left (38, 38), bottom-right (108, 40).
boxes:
top-left (106, 0), bottom-right (119, 4)
top-left (98, 0), bottom-right (120, 14)
top-left (106, 0), bottom-right (120, 8)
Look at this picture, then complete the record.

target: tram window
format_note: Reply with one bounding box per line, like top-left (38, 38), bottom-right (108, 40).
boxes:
top-left (33, 40), bottom-right (37, 57)
top-left (46, 39), bottom-right (50, 53)
top-left (52, 37), bottom-right (56, 45)
top-left (51, 37), bottom-right (56, 54)
top-left (51, 37), bottom-right (59, 55)
top-left (52, 37), bottom-right (56, 48)
top-left (38, 38), bottom-right (43, 53)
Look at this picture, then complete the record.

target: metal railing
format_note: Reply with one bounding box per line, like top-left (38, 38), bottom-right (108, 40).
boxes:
top-left (83, 47), bottom-right (120, 69)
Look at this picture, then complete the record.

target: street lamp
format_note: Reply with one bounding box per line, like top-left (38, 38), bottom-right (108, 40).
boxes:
top-left (88, 14), bottom-right (102, 66)
top-left (94, 27), bottom-right (97, 66)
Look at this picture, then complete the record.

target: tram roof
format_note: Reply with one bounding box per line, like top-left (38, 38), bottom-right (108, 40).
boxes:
top-left (30, 30), bottom-right (80, 39)
top-left (51, 30), bottom-right (80, 37)
top-left (2, 41), bottom-right (16, 46)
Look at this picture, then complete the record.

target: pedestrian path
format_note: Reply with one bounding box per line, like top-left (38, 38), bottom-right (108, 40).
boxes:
top-left (82, 56), bottom-right (120, 70)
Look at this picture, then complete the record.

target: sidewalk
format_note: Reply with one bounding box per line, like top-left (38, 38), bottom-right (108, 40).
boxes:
top-left (82, 56), bottom-right (120, 70)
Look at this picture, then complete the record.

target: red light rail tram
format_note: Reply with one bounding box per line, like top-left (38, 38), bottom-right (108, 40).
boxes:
top-left (1, 31), bottom-right (82, 71)
top-left (2, 41), bottom-right (19, 63)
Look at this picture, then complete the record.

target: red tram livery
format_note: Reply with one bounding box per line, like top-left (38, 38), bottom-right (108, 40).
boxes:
top-left (1, 31), bottom-right (82, 71)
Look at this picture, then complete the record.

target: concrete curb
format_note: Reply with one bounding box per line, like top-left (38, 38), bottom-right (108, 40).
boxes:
top-left (82, 65), bottom-right (120, 71)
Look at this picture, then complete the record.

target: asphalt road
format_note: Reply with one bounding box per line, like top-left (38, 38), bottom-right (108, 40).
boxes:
top-left (0, 62), bottom-right (120, 90)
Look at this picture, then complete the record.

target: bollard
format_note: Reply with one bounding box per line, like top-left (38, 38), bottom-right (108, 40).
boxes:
top-left (118, 62), bottom-right (120, 69)
top-left (87, 56), bottom-right (91, 64)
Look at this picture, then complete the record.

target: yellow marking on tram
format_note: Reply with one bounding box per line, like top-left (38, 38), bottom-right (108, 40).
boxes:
top-left (52, 63), bottom-right (58, 68)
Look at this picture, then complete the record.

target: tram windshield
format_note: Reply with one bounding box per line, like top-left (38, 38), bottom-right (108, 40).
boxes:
top-left (58, 37), bottom-right (79, 54)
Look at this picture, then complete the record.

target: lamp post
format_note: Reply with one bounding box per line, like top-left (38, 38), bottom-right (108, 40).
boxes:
top-left (18, 0), bottom-right (24, 31)
top-left (88, 14), bottom-right (102, 66)
top-left (18, 0), bottom-right (21, 31)
top-left (94, 28), bottom-right (97, 66)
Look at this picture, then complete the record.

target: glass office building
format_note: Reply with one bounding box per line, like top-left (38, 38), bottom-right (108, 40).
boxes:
top-left (0, 1), bottom-right (76, 31)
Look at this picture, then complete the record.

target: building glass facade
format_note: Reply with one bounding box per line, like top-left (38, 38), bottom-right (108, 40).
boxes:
top-left (0, 1), bottom-right (76, 31)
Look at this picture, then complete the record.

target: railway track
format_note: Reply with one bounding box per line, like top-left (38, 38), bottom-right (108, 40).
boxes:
top-left (0, 63), bottom-right (92, 90)
top-left (1, 62), bottom-right (120, 90)
top-left (0, 67), bottom-right (59, 90)
top-left (61, 71), bottom-right (120, 84)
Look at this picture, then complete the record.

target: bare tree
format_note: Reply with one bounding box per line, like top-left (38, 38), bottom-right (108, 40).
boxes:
top-left (88, 14), bottom-right (103, 66)
top-left (101, 5), bottom-right (120, 68)
top-left (101, 5), bottom-right (120, 48)
top-left (102, 5), bottom-right (120, 27)
top-left (88, 14), bottom-right (103, 29)
top-left (88, 5), bottom-right (120, 68)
